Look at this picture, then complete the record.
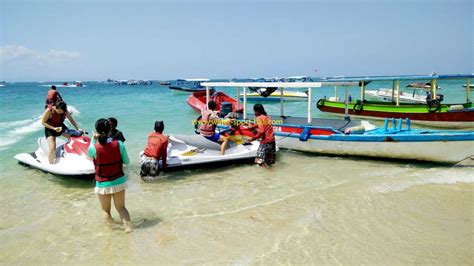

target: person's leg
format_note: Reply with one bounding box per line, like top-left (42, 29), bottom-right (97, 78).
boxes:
top-left (112, 190), bottom-right (132, 232)
top-left (46, 136), bottom-right (56, 164)
top-left (218, 135), bottom-right (229, 155)
top-left (97, 194), bottom-right (113, 221)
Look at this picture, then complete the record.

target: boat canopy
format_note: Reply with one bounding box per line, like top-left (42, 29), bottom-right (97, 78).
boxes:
top-left (320, 74), bottom-right (473, 82)
top-left (201, 81), bottom-right (358, 123)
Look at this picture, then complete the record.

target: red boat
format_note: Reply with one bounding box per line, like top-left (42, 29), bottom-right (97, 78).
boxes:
top-left (187, 91), bottom-right (243, 114)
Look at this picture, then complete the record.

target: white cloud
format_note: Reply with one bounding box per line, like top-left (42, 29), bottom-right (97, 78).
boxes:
top-left (0, 45), bottom-right (80, 65)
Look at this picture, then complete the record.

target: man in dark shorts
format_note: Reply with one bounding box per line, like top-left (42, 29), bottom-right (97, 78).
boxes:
top-left (41, 101), bottom-right (82, 164)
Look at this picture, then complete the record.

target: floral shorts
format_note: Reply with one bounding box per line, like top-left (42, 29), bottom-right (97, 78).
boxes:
top-left (139, 153), bottom-right (162, 181)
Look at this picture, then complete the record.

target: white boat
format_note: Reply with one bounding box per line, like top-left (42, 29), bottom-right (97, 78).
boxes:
top-left (365, 88), bottom-right (426, 103)
top-left (239, 89), bottom-right (308, 102)
top-left (14, 135), bottom-right (94, 177)
top-left (164, 134), bottom-right (260, 169)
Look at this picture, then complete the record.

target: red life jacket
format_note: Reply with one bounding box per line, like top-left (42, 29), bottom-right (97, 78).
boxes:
top-left (143, 132), bottom-right (168, 159)
top-left (93, 140), bottom-right (124, 182)
top-left (199, 109), bottom-right (216, 137)
top-left (47, 106), bottom-right (65, 127)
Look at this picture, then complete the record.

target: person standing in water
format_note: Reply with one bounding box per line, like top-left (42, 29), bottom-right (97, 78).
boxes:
top-left (88, 118), bottom-right (132, 233)
top-left (199, 100), bottom-right (229, 155)
top-left (140, 120), bottom-right (168, 181)
top-left (41, 101), bottom-right (83, 164)
top-left (108, 117), bottom-right (126, 142)
top-left (45, 85), bottom-right (63, 108)
top-left (249, 104), bottom-right (276, 167)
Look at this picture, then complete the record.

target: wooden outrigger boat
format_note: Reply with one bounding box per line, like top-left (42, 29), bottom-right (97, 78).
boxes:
top-left (316, 74), bottom-right (473, 128)
top-left (200, 80), bottom-right (474, 164)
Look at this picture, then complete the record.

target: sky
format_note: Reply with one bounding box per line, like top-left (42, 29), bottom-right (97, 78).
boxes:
top-left (0, 0), bottom-right (472, 82)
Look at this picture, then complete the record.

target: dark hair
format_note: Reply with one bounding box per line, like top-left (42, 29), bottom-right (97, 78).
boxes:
top-left (154, 120), bottom-right (164, 133)
top-left (95, 118), bottom-right (111, 145)
top-left (108, 117), bottom-right (118, 128)
top-left (55, 101), bottom-right (68, 112)
top-left (51, 85), bottom-right (57, 90)
top-left (253, 104), bottom-right (267, 116)
top-left (208, 100), bottom-right (217, 110)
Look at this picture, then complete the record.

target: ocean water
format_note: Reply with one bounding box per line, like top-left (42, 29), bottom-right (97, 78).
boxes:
top-left (0, 81), bottom-right (473, 264)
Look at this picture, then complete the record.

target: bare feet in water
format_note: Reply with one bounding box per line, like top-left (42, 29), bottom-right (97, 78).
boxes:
top-left (124, 221), bottom-right (133, 233)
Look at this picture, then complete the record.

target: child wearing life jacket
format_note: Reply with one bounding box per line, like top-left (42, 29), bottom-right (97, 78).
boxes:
top-left (248, 104), bottom-right (276, 167)
top-left (88, 118), bottom-right (132, 233)
top-left (41, 101), bottom-right (82, 164)
top-left (108, 117), bottom-right (126, 142)
top-left (140, 121), bottom-right (168, 181)
top-left (45, 85), bottom-right (63, 108)
top-left (199, 100), bottom-right (229, 155)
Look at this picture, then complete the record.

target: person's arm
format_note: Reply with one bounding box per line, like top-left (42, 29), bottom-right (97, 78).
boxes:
top-left (57, 92), bottom-right (63, 101)
top-left (87, 138), bottom-right (96, 159)
top-left (118, 131), bottom-right (126, 142)
top-left (65, 111), bottom-right (82, 131)
top-left (118, 141), bottom-right (130, 165)
top-left (252, 118), bottom-right (265, 141)
top-left (160, 140), bottom-right (168, 167)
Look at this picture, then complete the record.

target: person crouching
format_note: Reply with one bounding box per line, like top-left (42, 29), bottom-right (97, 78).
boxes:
top-left (140, 121), bottom-right (168, 181)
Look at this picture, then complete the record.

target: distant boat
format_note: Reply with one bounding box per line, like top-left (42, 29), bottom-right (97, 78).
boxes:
top-left (169, 78), bottom-right (210, 92)
top-left (41, 81), bottom-right (86, 88)
top-left (187, 90), bottom-right (243, 115)
top-left (159, 81), bottom-right (171, 86)
top-left (407, 82), bottom-right (441, 89)
top-left (0, 81), bottom-right (6, 87)
top-left (462, 84), bottom-right (474, 88)
top-left (364, 87), bottom-right (426, 104)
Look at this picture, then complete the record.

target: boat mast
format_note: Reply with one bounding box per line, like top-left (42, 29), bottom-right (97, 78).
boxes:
top-left (280, 87), bottom-right (284, 117)
top-left (396, 80), bottom-right (400, 106)
top-left (466, 78), bottom-right (471, 103)
top-left (391, 81), bottom-right (396, 102)
top-left (360, 81), bottom-right (365, 102)
top-left (307, 87), bottom-right (312, 124)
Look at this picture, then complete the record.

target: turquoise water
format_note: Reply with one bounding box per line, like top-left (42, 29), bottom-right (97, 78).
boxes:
top-left (0, 81), bottom-right (473, 264)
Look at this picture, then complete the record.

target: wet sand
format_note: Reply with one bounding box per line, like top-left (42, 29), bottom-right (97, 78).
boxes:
top-left (1, 152), bottom-right (472, 264)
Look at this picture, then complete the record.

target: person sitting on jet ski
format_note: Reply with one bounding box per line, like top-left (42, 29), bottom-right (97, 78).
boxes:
top-left (199, 100), bottom-right (229, 155)
top-left (45, 85), bottom-right (63, 108)
top-left (41, 101), bottom-right (83, 164)
top-left (140, 120), bottom-right (168, 181)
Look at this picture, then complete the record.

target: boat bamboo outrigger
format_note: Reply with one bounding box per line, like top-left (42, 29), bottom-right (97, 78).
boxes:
top-left (200, 80), bottom-right (474, 164)
top-left (316, 74), bottom-right (473, 128)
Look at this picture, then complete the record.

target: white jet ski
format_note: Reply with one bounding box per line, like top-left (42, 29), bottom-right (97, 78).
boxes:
top-left (14, 134), bottom-right (95, 177)
top-left (164, 134), bottom-right (261, 169)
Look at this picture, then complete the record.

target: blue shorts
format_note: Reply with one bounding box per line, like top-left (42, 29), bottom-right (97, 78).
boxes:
top-left (205, 132), bottom-right (221, 143)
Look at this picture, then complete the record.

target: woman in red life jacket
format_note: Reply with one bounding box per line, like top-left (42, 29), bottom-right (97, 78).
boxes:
top-left (41, 101), bottom-right (83, 164)
top-left (45, 85), bottom-right (63, 108)
top-left (140, 121), bottom-right (168, 181)
top-left (88, 118), bottom-right (132, 233)
top-left (199, 100), bottom-right (229, 155)
top-left (249, 104), bottom-right (276, 167)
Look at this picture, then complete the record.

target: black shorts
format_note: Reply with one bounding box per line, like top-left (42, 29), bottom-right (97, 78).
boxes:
top-left (44, 124), bottom-right (68, 138)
